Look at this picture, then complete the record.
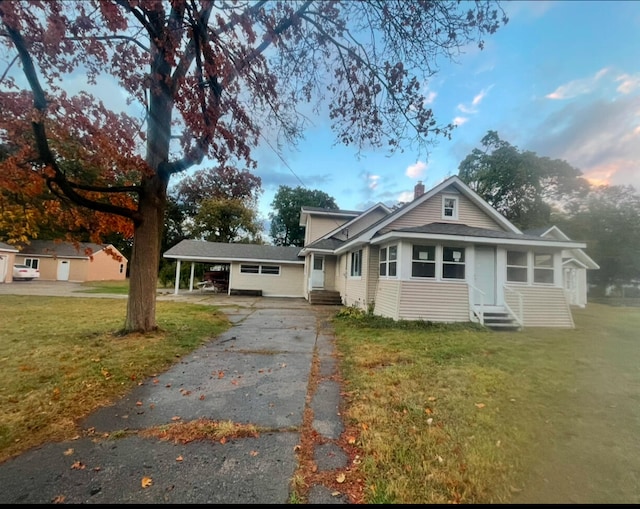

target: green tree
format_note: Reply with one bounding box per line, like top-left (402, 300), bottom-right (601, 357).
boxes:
top-left (552, 184), bottom-right (640, 290)
top-left (165, 165), bottom-right (263, 250)
top-left (458, 131), bottom-right (590, 230)
top-left (190, 197), bottom-right (262, 244)
top-left (1, 1), bottom-right (507, 332)
top-left (270, 186), bottom-right (338, 246)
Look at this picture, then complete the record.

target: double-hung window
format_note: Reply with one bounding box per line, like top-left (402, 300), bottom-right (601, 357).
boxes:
top-left (442, 247), bottom-right (465, 279)
top-left (411, 245), bottom-right (435, 278)
top-left (25, 258), bottom-right (39, 270)
top-left (379, 245), bottom-right (397, 277)
top-left (534, 253), bottom-right (554, 284)
top-left (442, 195), bottom-right (458, 220)
top-left (506, 251), bottom-right (528, 283)
top-left (350, 249), bottom-right (362, 277)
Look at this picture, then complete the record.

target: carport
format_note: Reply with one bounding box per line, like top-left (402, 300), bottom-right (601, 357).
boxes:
top-left (162, 240), bottom-right (306, 298)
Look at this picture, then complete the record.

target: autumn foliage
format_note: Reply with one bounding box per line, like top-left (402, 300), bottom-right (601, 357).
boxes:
top-left (0, 1), bottom-right (507, 332)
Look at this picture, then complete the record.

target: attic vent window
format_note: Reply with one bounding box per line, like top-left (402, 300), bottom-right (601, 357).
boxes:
top-left (442, 195), bottom-right (458, 220)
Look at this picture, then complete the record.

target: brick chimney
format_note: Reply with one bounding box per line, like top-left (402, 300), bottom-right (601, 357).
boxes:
top-left (414, 181), bottom-right (425, 200)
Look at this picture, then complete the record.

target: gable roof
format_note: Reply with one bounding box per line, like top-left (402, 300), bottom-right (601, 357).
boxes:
top-left (332, 175), bottom-right (528, 254)
top-left (17, 240), bottom-right (125, 260)
top-left (164, 239), bottom-right (304, 264)
top-left (299, 202), bottom-right (392, 254)
top-left (299, 207), bottom-right (361, 227)
top-left (524, 225), bottom-right (600, 269)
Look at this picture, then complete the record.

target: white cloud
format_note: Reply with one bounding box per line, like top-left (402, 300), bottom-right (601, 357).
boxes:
top-left (405, 160), bottom-right (427, 178)
top-left (456, 86), bottom-right (493, 115)
top-left (397, 191), bottom-right (414, 204)
top-left (616, 73), bottom-right (640, 94)
top-left (453, 116), bottom-right (468, 126)
top-left (368, 174), bottom-right (380, 190)
top-left (423, 89), bottom-right (437, 105)
top-left (545, 68), bottom-right (610, 100)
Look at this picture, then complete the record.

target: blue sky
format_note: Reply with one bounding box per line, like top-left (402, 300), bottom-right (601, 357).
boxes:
top-left (248, 1), bottom-right (640, 226)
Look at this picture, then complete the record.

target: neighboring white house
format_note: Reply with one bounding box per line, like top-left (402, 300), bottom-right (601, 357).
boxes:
top-left (164, 176), bottom-right (598, 329)
top-left (524, 225), bottom-right (600, 308)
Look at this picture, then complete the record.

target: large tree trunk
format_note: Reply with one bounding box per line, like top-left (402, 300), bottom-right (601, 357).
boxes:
top-left (124, 175), bottom-right (167, 332)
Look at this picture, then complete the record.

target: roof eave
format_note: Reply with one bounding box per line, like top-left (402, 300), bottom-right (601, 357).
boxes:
top-left (370, 231), bottom-right (587, 249)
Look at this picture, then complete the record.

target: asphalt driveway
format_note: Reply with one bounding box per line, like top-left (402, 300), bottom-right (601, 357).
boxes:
top-left (0, 281), bottom-right (348, 504)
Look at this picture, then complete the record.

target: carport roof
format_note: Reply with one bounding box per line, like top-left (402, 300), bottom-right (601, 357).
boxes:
top-left (164, 239), bottom-right (304, 264)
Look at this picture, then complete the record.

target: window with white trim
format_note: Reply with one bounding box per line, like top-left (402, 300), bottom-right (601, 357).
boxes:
top-left (350, 249), bottom-right (362, 277)
top-left (442, 247), bottom-right (465, 279)
top-left (442, 195), bottom-right (458, 220)
top-left (240, 264), bottom-right (281, 275)
top-left (534, 253), bottom-right (554, 284)
top-left (506, 251), bottom-right (528, 282)
top-left (260, 265), bottom-right (280, 275)
top-left (379, 245), bottom-right (397, 277)
top-left (411, 245), bottom-right (435, 278)
top-left (25, 258), bottom-right (39, 270)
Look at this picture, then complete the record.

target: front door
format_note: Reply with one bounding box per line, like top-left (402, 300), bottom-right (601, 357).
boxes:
top-left (57, 259), bottom-right (70, 281)
top-left (474, 246), bottom-right (496, 305)
top-left (310, 255), bottom-right (325, 289)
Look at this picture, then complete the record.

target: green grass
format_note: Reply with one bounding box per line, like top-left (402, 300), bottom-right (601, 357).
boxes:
top-left (75, 280), bottom-right (131, 294)
top-left (332, 303), bottom-right (640, 504)
top-left (0, 295), bottom-right (231, 463)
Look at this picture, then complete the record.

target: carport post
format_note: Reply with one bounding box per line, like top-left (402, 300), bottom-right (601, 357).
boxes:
top-left (173, 260), bottom-right (181, 295)
top-left (189, 262), bottom-right (195, 291)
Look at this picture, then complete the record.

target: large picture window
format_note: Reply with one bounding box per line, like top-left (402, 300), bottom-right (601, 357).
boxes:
top-left (506, 251), bottom-right (528, 282)
top-left (442, 247), bottom-right (465, 279)
top-left (379, 245), bottom-right (397, 277)
top-left (411, 245), bottom-right (435, 278)
top-left (350, 249), bottom-right (362, 277)
top-left (534, 253), bottom-right (554, 284)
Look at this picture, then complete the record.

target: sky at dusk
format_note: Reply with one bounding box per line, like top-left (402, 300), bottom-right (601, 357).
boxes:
top-left (247, 0), bottom-right (640, 225)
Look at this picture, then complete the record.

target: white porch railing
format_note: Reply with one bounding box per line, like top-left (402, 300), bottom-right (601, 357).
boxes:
top-left (467, 283), bottom-right (485, 326)
top-left (503, 286), bottom-right (524, 328)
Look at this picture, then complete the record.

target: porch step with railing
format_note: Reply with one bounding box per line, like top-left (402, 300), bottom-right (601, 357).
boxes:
top-left (309, 290), bottom-right (343, 306)
top-left (482, 310), bottom-right (521, 331)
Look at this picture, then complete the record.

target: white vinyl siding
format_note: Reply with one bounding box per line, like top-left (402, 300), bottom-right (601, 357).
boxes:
top-left (505, 285), bottom-right (574, 328)
top-left (398, 281), bottom-right (470, 322)
top-left (381, 190), bottom-right (505, 233)
top-left (374, 279), bottom-right (401, 320)
top-left (231, 263), bottom-right (304, 297)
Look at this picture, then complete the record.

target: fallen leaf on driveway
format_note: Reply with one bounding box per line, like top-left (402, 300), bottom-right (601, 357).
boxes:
top-left (171, 416), bottom-right (181, 421)
top-left (176, 455), bottom-right (183, 462)
top-left (141, 477), bottom-right (153, 488)
top-left (71, 461), bottom-right (85, 470)
top-left (63, 448), bottom-right (74, 456)
top-left (336, 473), bottom-right (346, 483)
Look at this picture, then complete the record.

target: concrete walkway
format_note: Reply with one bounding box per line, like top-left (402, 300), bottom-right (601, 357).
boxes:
top-left (0, 282), bottom-right (350, 504)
